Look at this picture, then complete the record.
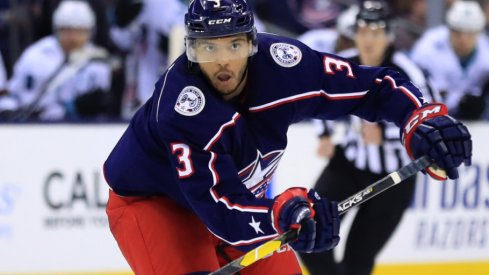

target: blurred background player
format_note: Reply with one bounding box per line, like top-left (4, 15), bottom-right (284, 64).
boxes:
top-left (299, 1), bottom-right (441, 275)
top-left (391, 0), bottom-right (429, 51)
top-left (30, 0), bottom-right (123, 118)
top-left (0, 0), bottom-right (112, 121)
top-left (34, 0), bottom-right (116, 51)
top-left (255, 0), bottom-right (347, 36)
top-left (410, 0), bottom-right (489, 120)
top-left (110, 0), bottom-right (187, 120)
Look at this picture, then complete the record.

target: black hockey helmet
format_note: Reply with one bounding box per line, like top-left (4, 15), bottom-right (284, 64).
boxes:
top-left (185, 0), bottom-right (255, 38)
top-left (355, 0), bottom-right (392, 31)
top-left (184, 0), bottom-right (258, 63)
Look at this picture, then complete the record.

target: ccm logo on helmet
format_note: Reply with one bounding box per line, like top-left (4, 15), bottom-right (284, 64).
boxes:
top-left (208, 18), bottom-right (232, 25)
top-left (404, 105), bottom-right (442, 134)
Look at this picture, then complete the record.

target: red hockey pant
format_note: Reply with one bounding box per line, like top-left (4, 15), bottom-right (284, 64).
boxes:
top-left (106, 190), bottom-right (302, 274)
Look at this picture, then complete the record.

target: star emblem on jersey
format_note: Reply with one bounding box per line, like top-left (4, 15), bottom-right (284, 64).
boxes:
top-left (249, 216), bottom-right (264, 234)
top-left (270, 43), bottom-right (302, 68)
top-left (175, 86), bottom-right (206, 116)
top-left (239, 150), bottom-right (284, 197)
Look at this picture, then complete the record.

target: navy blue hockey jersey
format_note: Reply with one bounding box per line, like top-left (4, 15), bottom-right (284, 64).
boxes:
top-left (104, 33), bottom-right (425, 250)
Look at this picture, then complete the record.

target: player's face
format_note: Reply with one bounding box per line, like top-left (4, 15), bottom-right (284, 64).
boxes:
top-left (57, 27), bottom-right (91, 53)
top-left (449, 29), bottom-right (479, 58)
top-left (198, 35), bottom-right (250, 99)
top-left (355, 25), bottom-right (389, 66)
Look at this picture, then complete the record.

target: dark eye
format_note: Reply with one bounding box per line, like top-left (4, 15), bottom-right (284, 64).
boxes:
top-left (231, 42), bottom-right (242, 50)
top-left (204, 44), bottom-right (215, 52)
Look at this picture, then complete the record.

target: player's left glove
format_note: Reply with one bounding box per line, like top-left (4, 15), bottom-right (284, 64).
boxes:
top-left (401, 103), bottom-right (472, 180)
top-left (270, 187), bottom-right (340, 253)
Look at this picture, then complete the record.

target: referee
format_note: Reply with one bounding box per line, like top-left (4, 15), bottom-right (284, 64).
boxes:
top-left (299, 1), bottom-right (440, 275)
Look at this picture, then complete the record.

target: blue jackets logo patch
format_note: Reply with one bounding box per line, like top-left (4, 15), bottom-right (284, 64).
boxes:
top-left (175, 86), bottom-right (206, 116)
top-left (270, 43), bottom-right (302, 68)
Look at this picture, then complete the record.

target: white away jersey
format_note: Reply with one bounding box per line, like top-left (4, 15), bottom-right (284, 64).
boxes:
top-left (410, 26), bottom-right (489, 111)
top-left (7, 36), bottom-right (111, 120)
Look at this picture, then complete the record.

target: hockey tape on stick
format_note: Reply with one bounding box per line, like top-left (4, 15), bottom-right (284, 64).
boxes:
top-left (209, 155), bottom-right (431, 275)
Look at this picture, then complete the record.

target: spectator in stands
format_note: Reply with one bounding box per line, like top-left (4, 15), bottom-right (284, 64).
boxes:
top-left (298, 1), bottom-right (440, 274)
top-left (0, 0), bottom-right (112, 121)
top-left (392, 0), bottom-right (428, 51)
top-left (255, 0), bottom-right (346, 36)
top-left (298, 4), bottom-right (358, 55)
top-left (410, 0), bottom-right (489, 120)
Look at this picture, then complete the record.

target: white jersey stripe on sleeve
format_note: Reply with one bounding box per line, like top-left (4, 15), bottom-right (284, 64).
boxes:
top-left (208, 151), bottom-right (220, 202)
top-left (383, 75), bottom-right (423, 108)
top-left (204, 112), bottom-right (241, 151)
top-left (155, 63), bottom-right (175, 122)
top-left (249, 89), bottom-right (369, 112)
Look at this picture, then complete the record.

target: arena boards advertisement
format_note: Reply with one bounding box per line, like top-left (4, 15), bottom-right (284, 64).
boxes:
top-left (0, 122), bottom-right (488, 274)
top-left (0, 124), bottom-right (129, 274)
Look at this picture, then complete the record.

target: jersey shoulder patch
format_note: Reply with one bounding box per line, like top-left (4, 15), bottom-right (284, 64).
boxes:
top-left (174, 86), bottom-right (206, 116)
top-left (269, 42), bottom-right (302, 68)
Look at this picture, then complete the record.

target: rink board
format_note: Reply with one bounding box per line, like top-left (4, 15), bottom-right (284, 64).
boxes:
top-left (0, 122), bottom-right (488, 274)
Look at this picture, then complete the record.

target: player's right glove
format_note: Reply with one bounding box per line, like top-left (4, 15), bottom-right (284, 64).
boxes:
top-left (270, 187), bottom-right (340, 253)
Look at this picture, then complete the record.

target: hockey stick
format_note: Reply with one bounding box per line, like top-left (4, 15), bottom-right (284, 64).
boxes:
top-left (209, 155), bottom-right (433, 275)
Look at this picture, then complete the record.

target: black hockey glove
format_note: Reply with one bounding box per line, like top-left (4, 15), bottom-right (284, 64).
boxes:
top-left (401, 103), bottom-right (472, 180)
top-left (270, 187), bottom-right (340, 253)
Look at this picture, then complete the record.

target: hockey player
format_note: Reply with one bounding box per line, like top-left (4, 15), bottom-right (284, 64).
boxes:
top-left (410, 0), bottom-right (489, 120)
top-left (0, 0), bottom-right (111, 121)
top-left (103, 0), bottom-right (472, 274)
top-left (299, 1), bottom-right (441, 275)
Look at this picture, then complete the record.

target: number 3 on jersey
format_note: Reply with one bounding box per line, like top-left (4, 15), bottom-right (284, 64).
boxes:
top-left (171, 143), bottom-right (194, 178)
top-left (324, 56), bottom-right (355, 78)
